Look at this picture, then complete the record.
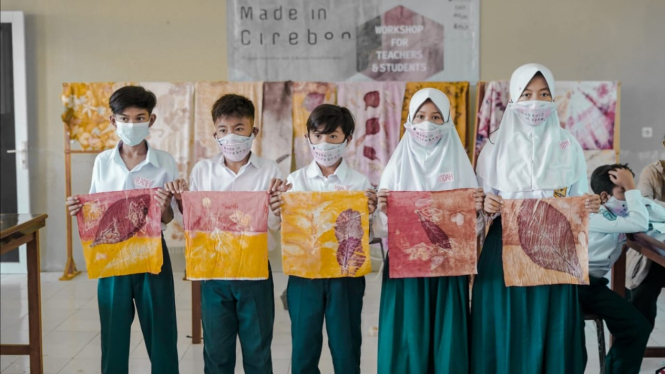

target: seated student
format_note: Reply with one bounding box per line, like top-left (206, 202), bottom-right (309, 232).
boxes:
top-left (626, 134), bottom-right (665, 327)
top-left (269, 104), bottom-right (377, 374)
top-left (65, 86), bottom-right (180, 374)
top-left (165, 94), bottom-right (283, 374)
top-left (581, 163), bottom-right (665, 374)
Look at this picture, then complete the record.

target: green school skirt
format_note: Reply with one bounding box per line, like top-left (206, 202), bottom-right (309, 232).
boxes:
top-left (470, 217), bottom-right (585, 374)
top-left (377, 256), bottom-right (469, 374)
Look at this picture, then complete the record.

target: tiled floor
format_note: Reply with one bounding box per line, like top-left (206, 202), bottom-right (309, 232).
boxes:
top-left (0, 271), bottom-right (663, 373)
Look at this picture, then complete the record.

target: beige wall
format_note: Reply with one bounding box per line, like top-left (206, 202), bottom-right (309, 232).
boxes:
top-left (2, 0), bottom-right (664, 271)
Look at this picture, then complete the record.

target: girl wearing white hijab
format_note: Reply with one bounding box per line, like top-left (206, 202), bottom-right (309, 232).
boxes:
top-left (375, 88), bottom-right (485, 373)
top-left (472, 63), bottom-right (601, 374)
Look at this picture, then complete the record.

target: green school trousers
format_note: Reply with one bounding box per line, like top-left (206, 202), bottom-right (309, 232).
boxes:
top-left (377, 256), bottom-right (469, 374)
top-left (98, 238), bottom-right (179, 374)
top-left (628, 261), bottom-right (665, 328)
top-left (287, 275), bottom-right (365, 374)
top-left (470, 218), bottom-right (586, 374)
top-left (579, 276), bottom-right (652, 374)
top-left (201, 267), bottom-right (275, 374)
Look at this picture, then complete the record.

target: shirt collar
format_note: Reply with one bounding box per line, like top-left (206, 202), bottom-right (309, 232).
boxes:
top-left (216, 152), bottom-right (260, 170)
top-left (109, 141), bottom-right (160, 168)
top-left (305, 159), bottom-right (348, 181)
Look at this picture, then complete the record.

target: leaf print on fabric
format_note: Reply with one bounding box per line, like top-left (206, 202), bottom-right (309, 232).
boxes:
top-left (516, 199), bottom-right (584, 282)
top-left (387, 189), bottom-right (477, 278)
top-left (363, 91), bottom-right (380, 109)
top-left (335, 209), bottom-right (366, 276)
top-left (91, 194), bottom-right (150, 247)
top-left (281, 191), bottom-right (371, 279)
top-left (337, 82), bottom-right (404, 186)
top-left (365, 118), bottom-right (380, 135)
top-left (363, 146), bottom-right (379, 161)
top-left (501, 196), bottom-right (590, 286)
top-left (416, 210), bottom-right (452, 253)
top-left (75, 189), bottom-right (163, 279)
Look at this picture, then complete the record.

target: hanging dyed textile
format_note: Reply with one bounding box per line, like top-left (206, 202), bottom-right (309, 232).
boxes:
top-left (474, 81), bottom-right (510, 160)
top-left (61, 82), bottom-right (128, 150)
top-left (555, 81), bottom-right (618, 150)
top-left (292, 82), bottom-right (337, 169)
top-left (193, 82), bottom-right (264, 162)
top-left (76, 188), bottom-right (163, 279)
top-left (337, 82), bottom-right (406, 187)
top-left (182, 191), bottom-right (270, 280)
top-left (281, 191), bottom-right (371, 278)
top-left (387, 189), bottom-right (477, 278)
top-left (261, 82), bottom-right (294, 176)
top-left (399, 82), bottom-right (469, 147)
top-left (501, 196), bottom-right (590, 287)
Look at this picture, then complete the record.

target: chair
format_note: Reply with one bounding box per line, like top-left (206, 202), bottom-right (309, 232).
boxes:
top-left (584, 313), bottom-right (606, 374)
top-left (369, 238), bottom-right (385, 280)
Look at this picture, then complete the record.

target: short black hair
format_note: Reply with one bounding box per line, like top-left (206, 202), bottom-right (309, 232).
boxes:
top-left (590, 163), bottom-right (634, 195)
top-left (306, 104), bottom-right (355, 137)
top-left (109, 86), bottom-right (157, 114)
top-left (211, 94), bottom-right (255, 123)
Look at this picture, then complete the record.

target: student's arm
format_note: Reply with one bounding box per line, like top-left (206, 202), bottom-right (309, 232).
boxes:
top-left (567, 175), bottom-right (590, 197)
top-left (589, 190), bottom-right (649, 234)
top-left (645, 198), bottom-right (665, 223)
top-left (157, 157), bottom-right (180, 225)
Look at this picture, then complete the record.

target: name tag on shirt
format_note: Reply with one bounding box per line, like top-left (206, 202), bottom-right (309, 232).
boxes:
top-left (559, 139), bottom-right (571, 150)
top-left (134, 176), bottom-right (154, 188)
top-left (334, 184), bottom-right (351, 191)
top-left (436, 172), bottom-right (455, 184)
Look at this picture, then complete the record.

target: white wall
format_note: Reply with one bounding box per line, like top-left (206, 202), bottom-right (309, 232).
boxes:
top-left (1, 0), bottom-right (663, 271)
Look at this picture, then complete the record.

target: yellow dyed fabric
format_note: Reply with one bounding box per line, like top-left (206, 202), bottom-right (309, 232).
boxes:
top-left (182, 191), bottom-right (270, 280)
top-left (281, 191), bottom-right (371, 279)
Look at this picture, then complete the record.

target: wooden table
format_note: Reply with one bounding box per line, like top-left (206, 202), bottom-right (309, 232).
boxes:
top-left (612, 232), bottom-right (665, 358)
top-left (0, 214), bottom-right (47, 373)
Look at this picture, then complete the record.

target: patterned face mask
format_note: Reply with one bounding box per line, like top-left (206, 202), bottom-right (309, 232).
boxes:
top-left (604, 196), bottom-right (628, 217)
top-left (511, 100), bottom-right (556, 126)
top-left (217, 133), bottom-right (254, 162)
top-left (405, 121), bottom-right (449, 147)
top-left (309, 139), bottom-right (347, 167)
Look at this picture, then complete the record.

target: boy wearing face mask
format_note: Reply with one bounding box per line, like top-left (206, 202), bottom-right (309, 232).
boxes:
top-left (579, 163), bottom-right (665, 374)
top-left (165, 94), bottom-right (282, 374)
top-left (65, 86), bottom-right (180, 374)
top-left (269, 104), bottom-right (377, 374)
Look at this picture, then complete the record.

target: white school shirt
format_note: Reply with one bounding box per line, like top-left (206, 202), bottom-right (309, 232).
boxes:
top-left (287, 159), bottom-right (372, 192)
top-left (189, 152), bottom-right (283, 250)
top-left (587, 190), bottom-right (650, 278)
top-left (89, 141), bottom-right (179, 231)
top-left (478, 175), bottom-right (589, 200)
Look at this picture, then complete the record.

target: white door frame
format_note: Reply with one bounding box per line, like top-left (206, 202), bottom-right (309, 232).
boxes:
top-left (1, 11), bottom-right (30, 273)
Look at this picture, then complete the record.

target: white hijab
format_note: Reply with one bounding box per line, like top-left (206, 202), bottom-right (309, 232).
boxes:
top-left (475, 63), bottom-right (586, 192)
top-left (379, 88), bottom-right (478, 191)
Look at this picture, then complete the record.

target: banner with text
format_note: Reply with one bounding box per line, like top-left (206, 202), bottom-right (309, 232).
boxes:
top-left (227, 0), bottom-right (479, 82)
